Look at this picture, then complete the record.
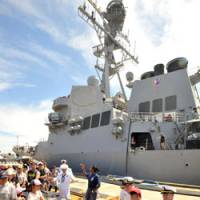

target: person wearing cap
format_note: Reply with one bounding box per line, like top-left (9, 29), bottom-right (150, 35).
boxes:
top-left (56, 164), bottom-right (76, 200)
top-left (27, 179), bottom-right (44, 200)
top-left (37, 162), bottom-right (48, 191)
top-left (59, 160), bottom-right (67, 173)
top-left (61, 160), bottom-right (67, 164)
top-left (0, 171), bottom-right (17, 200)
top-left (160, 185), bottom-right (176, 200)
top-left (59, 160), bottom-right (73, 177)
top-left (6, 167), bottom-right (17, 186)
top-left (127, 185), bottom-right (142, 200)
top-left (120, 177), bottom-right (135, 200)
top-left (5, 168), bottom-right (18, 198)
top-left (80, 163), bottom-right (100, 200)
top-left (27, 162), bottom-right (40, 192)
top-left (27, 162), bottom-right (40, 184)
top-left (16, 187), bottom-right (26, 200)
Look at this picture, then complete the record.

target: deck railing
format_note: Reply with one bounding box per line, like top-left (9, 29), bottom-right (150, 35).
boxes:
top-left (129, 112), bottom-right (186, 123)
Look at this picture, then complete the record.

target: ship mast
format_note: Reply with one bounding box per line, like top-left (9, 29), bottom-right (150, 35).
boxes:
top-left (78, 0), bottom-right (138, 99)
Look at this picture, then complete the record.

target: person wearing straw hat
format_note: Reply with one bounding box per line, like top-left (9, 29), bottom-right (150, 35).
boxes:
top-left (160, 185), bottom-right (176, 200)
top-left (16, 165), bottom-right (27, 188)
top-left (6, 167), bottom-right (17, 186)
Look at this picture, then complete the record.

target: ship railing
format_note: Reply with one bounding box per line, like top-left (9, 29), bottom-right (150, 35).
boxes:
top-left (13, 145), bottom-right (35, 153)
top-left (129, 112), bottom-right (186, 122)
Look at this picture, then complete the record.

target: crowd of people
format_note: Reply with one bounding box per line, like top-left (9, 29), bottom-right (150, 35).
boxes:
top-left (0, 159), bottom-right (101, 200)
top-left (0, 158), bottom-right (176, 200)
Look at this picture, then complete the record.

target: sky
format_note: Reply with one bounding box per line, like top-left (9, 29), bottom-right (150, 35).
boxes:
top-left (0, 0), bottom-right (200, 153)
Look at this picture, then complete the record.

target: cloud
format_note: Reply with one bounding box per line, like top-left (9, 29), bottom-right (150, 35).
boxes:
top-left (0, 48), bottom-right (46, 91)
top-left (67, 29), bottom-right (97, 67)
top-left (3, 0), bottom-right (78, 46)
top-left (0, 39), bottom-right (75, 91)
top-left (0, 44), bottom-right (51, 69)
top-left (29, 43), bottom-right (71, 68)
top-left (0, 83), bottom-right (12, 91)
top-left (1, 0), bottom-right (102, 65)
top-left (0, 100), bottom-right (52, 152)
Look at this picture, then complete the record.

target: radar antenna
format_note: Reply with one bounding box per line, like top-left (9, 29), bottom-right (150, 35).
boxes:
top-left (78, 0), bottom-right (138, 99)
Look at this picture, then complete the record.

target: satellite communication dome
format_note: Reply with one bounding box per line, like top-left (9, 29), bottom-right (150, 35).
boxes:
top-left (87, 76), bottom-right (99, 86)
top-left (126, 72), bottom-right (134, 82)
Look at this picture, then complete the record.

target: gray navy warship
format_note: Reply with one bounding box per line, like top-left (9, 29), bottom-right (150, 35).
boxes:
top-left (13, 0), bottom-right (200, 185)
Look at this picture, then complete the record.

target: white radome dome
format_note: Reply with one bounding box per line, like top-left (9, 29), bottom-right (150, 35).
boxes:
top-left (87, 76), bottom-right (99, 86)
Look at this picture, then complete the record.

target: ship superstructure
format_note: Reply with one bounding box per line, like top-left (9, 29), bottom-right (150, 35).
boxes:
top-left (14, 0), bottom-right (200, 185)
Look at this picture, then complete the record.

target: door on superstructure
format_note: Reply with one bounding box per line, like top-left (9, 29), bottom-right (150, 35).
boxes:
top-left (131, 132), bottom-right (155, 150)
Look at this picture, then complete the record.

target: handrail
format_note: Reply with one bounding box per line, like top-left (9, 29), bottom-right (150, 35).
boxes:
top-left (129, 112), bottom-right (186, 123)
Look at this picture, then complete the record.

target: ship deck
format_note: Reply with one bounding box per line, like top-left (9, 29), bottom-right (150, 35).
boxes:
top-left (68, 177), bottom-right (200, 200)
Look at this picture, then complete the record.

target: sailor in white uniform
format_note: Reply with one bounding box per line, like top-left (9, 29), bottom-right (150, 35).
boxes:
top-left (56, 164), bottom-right (76, 200)
top-left (59, 160), bottom-right (73, 177)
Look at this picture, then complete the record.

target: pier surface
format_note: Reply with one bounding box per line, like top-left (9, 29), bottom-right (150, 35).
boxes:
top-left (69, 177), bottom-right (200, 200)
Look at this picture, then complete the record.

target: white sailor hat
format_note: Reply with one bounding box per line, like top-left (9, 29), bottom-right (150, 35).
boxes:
top-left (61, 159), bottom-right (67, 164)
top-left (60, 164), bottom-right (68, 170)
top-left (160, 185), bottom-right (176, 194)
top-left (122, 177), bottom-right (134, 184)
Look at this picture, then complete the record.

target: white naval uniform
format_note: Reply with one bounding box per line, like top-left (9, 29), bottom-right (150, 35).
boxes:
top-left (56, 171), bottom-right (74, 200)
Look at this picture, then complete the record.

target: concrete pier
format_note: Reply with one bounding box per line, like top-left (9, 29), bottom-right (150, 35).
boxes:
top-left (69, 178), bottom-right (200, 200)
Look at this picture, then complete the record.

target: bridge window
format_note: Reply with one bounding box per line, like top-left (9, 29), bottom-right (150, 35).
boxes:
top-left (100, 111), bottom-right (111, 126)
top-left (91, 113), bottom-right (100, 128)
top-left (139, 101), bottom-right (150, 112)
top-left (165, 95), bottom-right (177, 111)
top-left (152, 98), bottom-right (163, 112)
top-left (82, 116), bottom-right (91, 130)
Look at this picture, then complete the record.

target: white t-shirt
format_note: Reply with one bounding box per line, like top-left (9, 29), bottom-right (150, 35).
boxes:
top-left (16, 172), bottom-right (27, 185)
top-left (120, 189), bottom-right (131, 200)
top-left (27, 190), bottom-right (44, 200)
top-left (57, 172), bottom-right (73, 199)
top-left (0, 182), bottom-right (17, 200)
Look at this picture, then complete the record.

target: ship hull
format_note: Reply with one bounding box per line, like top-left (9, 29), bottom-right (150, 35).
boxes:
top-left (128, 149), bottom-right (200, 185)
top-left (35, 146), bottom-right (200, 185)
